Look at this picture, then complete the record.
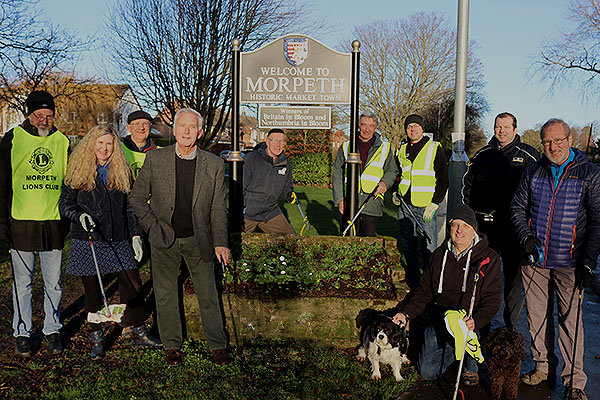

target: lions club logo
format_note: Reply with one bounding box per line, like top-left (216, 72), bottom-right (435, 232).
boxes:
top-left (29, 147), bottom-right (54, 174)
top-left (284, 38), bottom-right (308, 66)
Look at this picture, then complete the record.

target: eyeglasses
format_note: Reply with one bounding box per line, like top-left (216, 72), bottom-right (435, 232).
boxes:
top-left (541, 136), bottom-right (569, 147)
top-left (130, 121), bottom-right (150, 128)
top-left (268, 138), bottom-right (286, 145)
top-left (31, 111), bottom-right (55, 122)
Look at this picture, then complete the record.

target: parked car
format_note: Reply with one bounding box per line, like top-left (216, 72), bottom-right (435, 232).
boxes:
top-left (219, 150), bottom-right (247, 161)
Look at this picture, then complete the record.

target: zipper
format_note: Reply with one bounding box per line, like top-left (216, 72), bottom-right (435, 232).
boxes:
top-left (542, 160), bottom-right (576, 268)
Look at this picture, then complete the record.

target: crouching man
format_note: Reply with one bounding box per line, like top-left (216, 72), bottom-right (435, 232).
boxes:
top-left (392, 205), bottom-right (501, 385)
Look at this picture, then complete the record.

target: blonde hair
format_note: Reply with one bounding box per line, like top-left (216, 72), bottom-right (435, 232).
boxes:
top-left (64, 125), bottom-right (133, 192)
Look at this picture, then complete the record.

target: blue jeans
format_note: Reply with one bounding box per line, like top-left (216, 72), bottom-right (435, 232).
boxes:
top-left (11, 249), bottom-right (63, 337)
top-left (397, 201), bottom-right (438, 289)
top-left (418, 324), bottom-right (478, 380)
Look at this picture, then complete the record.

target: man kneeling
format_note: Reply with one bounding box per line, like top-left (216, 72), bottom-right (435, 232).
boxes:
top-left (393, 205), bottom-right (501, 385)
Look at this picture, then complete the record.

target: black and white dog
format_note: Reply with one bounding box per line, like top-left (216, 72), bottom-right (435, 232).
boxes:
top-left (356, 308), bottom-right (409, 382)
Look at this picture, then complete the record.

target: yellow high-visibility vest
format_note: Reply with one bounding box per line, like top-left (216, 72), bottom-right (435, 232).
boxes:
top-left (121, 142), bottom-right (147, 178)
top-left (10, 126), bottom-right (69, 220)
top-left (342, 139), bottom-right (390, 194)
top-left (397, 139), bottom-right (439, 207)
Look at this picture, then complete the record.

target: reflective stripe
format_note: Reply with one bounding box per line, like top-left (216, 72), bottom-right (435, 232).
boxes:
top-left (411, 186), bottom-right (436, 193)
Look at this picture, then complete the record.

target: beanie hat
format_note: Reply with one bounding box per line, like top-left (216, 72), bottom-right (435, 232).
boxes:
top-left (449, 204), bottom-right (478, 232)
top-left (404, 114), bottom-right (425, 131)
top-left (127, 110), bottom-right (153, 124)
top-left (26, 90), bottom-right (55, 115)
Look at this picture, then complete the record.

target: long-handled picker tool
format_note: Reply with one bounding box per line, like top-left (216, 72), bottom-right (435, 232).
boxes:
top-left (452, 258), bottom-right (488, 400)
top-left (86, 227), bottom-right (126, 324)
top-left (342, 190), bottom-right (383, 236)
top-left (221, 261), bottom-right (240, 349)
top-left (567, 273), bottom-right (585, 398)
top-left (398, 195), bottom-right (431, 245)
top-left (289, 192), bottom-right (310, 235)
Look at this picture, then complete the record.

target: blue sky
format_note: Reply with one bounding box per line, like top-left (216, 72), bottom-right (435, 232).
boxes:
top-left (39, 0), bottom-right (599, 138)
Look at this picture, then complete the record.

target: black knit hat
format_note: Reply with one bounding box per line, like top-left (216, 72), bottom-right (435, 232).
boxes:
top-left (127, 110), bottom-right (152, 124)
top-left (26, 90), bottom-right (55, 115)
top-left (449, 204), bottom-right (478, 232)
top-left (404, 114), bottom-right (425, 131)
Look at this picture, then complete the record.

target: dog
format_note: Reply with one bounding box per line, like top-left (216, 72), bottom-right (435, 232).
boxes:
top-left (355, 308), bottom-right (409, 382)
top-left (484, 326), bottom-right (525, 400)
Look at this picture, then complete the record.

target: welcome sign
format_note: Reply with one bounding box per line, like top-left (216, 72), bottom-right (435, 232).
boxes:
top-left (241, 34), bottom-right (351, 105)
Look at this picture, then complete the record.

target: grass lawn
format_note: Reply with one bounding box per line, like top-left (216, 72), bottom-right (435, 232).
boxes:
top-left (280, 186), bottom-right (399, 237)
top-left (0, 186), bottom-right (417, 399)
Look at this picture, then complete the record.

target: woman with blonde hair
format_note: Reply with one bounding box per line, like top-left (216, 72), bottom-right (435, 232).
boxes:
top-left (59, 125), bottom-right (161, 360)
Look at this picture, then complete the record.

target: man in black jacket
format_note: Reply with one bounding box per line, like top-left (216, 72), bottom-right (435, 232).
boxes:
top-left (0, 90), bottom-right (69, 357)
top-left (242, 128), bottom-right (295, 234)
top-left (461, 112), bottom-right (540, 329)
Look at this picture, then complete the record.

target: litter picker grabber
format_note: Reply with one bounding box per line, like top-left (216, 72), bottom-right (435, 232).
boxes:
top-left (8, 248), bottom-right (27, 334)
top-left (452, 257), bottom-right (489, 400)
top-left (288, 192), bottom-right (310, 235)
top-left (86, 226), bottom-right (126, 324)
top-left (221, 261), bottom-right (239, 349)
top-left (342, 190), bottom-right (383, 237)
top-left (566, 274), bottom-right (585, 398)
top-left (398, 196), bottom-right (432, 245)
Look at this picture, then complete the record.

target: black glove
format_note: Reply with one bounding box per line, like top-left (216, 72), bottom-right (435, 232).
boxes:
top-left (0, 223), bottom-right (10, 244)
top-left (575, 264), bottom-right (595, 289)
top-left (286, 191), bottom-right (297, 204)
top-left (524, 236), bottom-right (542, 254)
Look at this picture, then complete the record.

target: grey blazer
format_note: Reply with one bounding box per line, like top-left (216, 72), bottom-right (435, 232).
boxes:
top-left (129, 145), bottom-right (228, 261)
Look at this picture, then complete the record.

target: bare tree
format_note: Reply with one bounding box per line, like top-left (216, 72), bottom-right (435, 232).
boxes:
top-left (0, 0), bottom-right (93, 116)
top-left (106, 0), bottom-right (311, 148)
top-left (535, 0), bottom-right (600, 98)
top-left (344, 12), bottom-right (488, 149)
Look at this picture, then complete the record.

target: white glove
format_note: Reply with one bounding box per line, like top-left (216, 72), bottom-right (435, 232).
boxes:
top-left (132, 235), bottom-right (143, 262)
top-left (423, 203), bottom-right (439, 223)
top-left (392, 191), bottom-right (402, 206)
top-left (79, 213), bottom-right (96, 231)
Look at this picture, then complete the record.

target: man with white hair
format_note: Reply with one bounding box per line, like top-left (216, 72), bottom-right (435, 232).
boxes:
top-left (130, 108), bottom-right (230, 367)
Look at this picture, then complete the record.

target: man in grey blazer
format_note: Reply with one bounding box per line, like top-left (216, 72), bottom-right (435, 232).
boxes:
top-left (130, 108), bottom-right (230, 366)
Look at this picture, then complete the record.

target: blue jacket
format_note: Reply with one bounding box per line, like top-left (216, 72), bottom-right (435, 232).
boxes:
top-left (511, 148), bottom-right (600, 269)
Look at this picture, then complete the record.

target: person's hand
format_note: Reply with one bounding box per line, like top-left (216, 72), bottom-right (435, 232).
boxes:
top-left (79, 213), bottom-right (96, 232)
top-left (524, 236), bottom-right (542, 254)
top-left (215, 246), bottom-right (230, 265)
top-left (374, 181), bottom-right (387, 196)
top-left (392, 312), bottom-right (408, 327)
top-left (391, 191), bottom-right (402, 206)
top-left (0, 223), bottom-right (10, 244)
top-left (338, 201), bottom-right (344, 215)
top-left (423, 203), bottom-right (439, 222)
top-left (524, 236), bottom-right (543, 265)
top-left (286, 191), bottom-right (297, 204)
top-left (132, 236), bottom-right (143, 262)
top-left (575, 264), bottom-right (595, 289)
top-left (463, 314), bottom-right (475, 331)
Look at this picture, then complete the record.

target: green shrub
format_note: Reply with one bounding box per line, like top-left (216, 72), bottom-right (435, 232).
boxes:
top-left (291, 152), bottom-right (332, 186)
top-left (231, 239), bottom-right (393, 297)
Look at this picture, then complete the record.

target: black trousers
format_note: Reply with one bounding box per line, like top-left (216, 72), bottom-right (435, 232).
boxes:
top-left (339, 213), bottom-right (378, 236)
top-left (82, 269), bottom-right (145, 331)
top-left (477, 216), bottom-right (523, 329)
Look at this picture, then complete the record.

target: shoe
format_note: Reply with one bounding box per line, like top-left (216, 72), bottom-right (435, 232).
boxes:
top-left (131, 325), bottom-right (162, 348)
top-left (212, 348), bottom-right (231, 365)
top-left (521, 369), bottom-right (548, 386)
top-left (461, 370), bottom-right (479, 386)
top-left (90, 330), bottom-right (105, 360)
top-left (15, 336), bottom-right (31, 358)
top-left (46, 333), bottom-right (63, 355)
top-left (567, 388), bottom-right (588, 400)
top-left (165, 349), bottom-right (184, 366)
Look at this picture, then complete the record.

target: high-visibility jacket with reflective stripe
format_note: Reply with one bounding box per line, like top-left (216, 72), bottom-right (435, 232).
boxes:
top-left (10, 126), bottom-right (69, 220)
top-left (397, 140), bottom-right (439, 207)
top-left (342, 139), bottom-right (390, 194)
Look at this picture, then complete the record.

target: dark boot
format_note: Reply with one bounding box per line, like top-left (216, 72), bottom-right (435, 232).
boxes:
top-left (131, 325), bottom-right (162, 348)
top-left (90, 330), bottom-right (105, 360)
